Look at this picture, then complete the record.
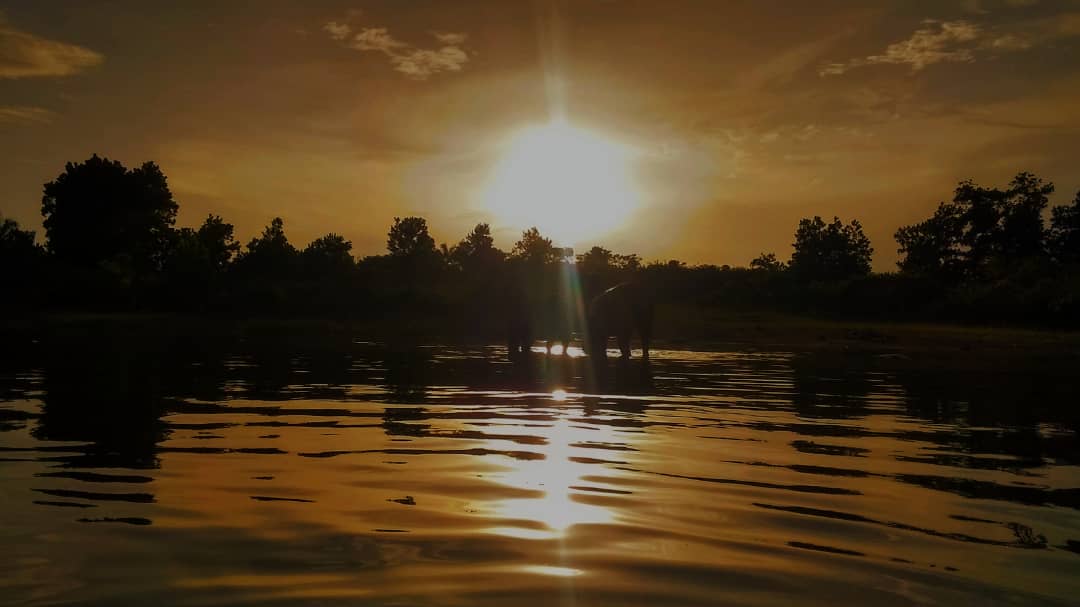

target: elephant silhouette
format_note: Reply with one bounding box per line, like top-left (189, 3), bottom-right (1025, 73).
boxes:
top-left (586, 282), bottom-right (653, 360)
top-left (504, 275), bottom-right (574, 359)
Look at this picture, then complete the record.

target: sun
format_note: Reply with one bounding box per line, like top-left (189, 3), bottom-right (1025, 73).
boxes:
top-left (482, 119), bottom-right (641, 246)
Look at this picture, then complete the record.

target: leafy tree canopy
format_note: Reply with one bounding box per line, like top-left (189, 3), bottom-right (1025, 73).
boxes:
top-left (896, 172), bottom-right (1053, 278)
top-left (510, 227), bottom-right (559, 265)
top-left (303, 233), bottom-right (354, 274)
top-left (449, 223), bottom-right (504, 270)
top-left (1050, 190), bottom-right (1080, 265)
top-left (749, 252), bottom-right (785, 272)
top-left (387, 216), bottom-right (437, 258)
top-left (789, 216), bottom-right (873, 281)
top-left (41, 154), bottom-right (178, 271)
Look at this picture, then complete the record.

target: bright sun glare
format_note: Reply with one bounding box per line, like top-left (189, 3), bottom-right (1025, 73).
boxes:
top-left (483, 120), bottom-right (641, 245)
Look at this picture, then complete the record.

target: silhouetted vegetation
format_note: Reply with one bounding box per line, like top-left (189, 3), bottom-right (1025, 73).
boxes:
top-left (4, 156), bottom-right (1080, 331)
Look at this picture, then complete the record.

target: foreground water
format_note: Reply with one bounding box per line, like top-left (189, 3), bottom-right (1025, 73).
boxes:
top-left (1, 339), bottom-right (1078, 606)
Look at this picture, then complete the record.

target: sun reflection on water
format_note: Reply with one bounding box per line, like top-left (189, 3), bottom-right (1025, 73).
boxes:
top-left (531, 345), bottom-right (587, 358)
top-left (486, 412), bottom-right (622, 540)
top-left (519, 565), bottom-right (583, 578)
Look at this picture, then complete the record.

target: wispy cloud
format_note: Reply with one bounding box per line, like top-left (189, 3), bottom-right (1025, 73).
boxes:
top-left (0, 105), bottom-right (54, 125)
top-left (0, 15), bottom-right (103, 79)
top-left (323, 21), bottom-right (352, 42)
top-left (822, 20), bottom-right (981, 75)
top-left (821, 14), bottom-right (1080, 76)
top-left (324, 16), bottom-right (470, 80)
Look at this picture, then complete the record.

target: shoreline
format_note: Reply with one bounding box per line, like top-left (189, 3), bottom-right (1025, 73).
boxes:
top-left (4, 310), bottom-right (1078, 359)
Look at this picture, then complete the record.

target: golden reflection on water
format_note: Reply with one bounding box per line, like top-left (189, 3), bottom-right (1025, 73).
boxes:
top-left (532, 344), bottom-right (586, 358)
top-left (489, 412), bottom-right (620, 538)
top-left (520, 565), bottom-right (584, 578)
top-left (3, 345), bottom-right (1080, 606)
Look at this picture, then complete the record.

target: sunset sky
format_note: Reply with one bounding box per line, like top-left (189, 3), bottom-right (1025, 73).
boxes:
top-left (2, 0), bottom-right (1079, 268)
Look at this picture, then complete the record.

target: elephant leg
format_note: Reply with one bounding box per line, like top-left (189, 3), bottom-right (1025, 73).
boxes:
top-left (618, 333), bottom-right (631, 359)
top-left (636, 305), bottom-right (653, 361)
top-left (591, 335), bottom-right (607, 359)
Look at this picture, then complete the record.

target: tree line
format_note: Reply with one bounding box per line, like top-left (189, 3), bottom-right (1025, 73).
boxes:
top-left (3, 155), bottom-right (1080, 329)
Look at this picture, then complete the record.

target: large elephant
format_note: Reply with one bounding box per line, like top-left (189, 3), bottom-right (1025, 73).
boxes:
top-left (586, 282), bottom-right (653, 360)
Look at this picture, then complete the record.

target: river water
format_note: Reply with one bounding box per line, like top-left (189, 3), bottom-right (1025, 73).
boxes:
top-left (1, 339), bottom-right (1078, 606)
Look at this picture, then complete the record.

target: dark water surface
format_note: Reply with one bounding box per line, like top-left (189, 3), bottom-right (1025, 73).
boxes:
top-left (1, 338), bottom-right (1079, 606)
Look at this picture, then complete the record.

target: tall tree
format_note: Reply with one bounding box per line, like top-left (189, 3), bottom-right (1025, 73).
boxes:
top-left (895, 172), bottom-right (1053, 278)
top-left (194, 214), bottom-right (240, 272)
top-left (789, 216), bottom-right (873, 281)
top-left (41, 155), bottom-right (178, 274)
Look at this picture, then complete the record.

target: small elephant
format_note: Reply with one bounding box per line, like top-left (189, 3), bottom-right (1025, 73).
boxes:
top-left (586, 282), bottom-right (653, 360)
top-left (505, 279), bottom-right (575, 359)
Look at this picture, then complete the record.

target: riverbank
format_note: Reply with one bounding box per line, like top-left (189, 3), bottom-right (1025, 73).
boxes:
top-left (4, 308), bottom-right (1078, 364)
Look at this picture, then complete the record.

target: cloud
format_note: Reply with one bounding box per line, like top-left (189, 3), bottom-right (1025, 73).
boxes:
top-left (433, 32), bottom-right (468, 45)
top-left (0, 16), bottom-right (103, 78)
top-left (351, 27), bottom-right (406, 52)
top-left (821, 20), bottom-right (981, 75)
top-left (0, 105), bottom-right (54, 125)
top-left (323, 21), bottom-right (352, 42)
top-left (821, 13), bottom-right (1080, 76)
top-left (324, 15), bottom-right (470, 79)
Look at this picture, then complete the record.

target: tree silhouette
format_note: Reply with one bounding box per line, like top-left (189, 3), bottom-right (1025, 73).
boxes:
top-left (161, 215), bottom-right (239, 310)
top-left (749, 252), bottom-right (785, 272)
top-left (510, 227), bottom-right (559, 265)
top-left (13, 153), bottom-right (1080, 327)
top-left (894, 205), bottom-right (966, 279)
top-left (303, 233), bottom-right (354, 275)
top-left (1, 216), bottom-right (43, 308)
top-left (612, 253), bottom-right (641, 271)
top-left (41, 155), bottom-right (178, 276)
top-left (194, 214), bottom-right (240, 272)
top-left (0, 216), bottom-right (38, 260)
top-left (896, 172), bottom-right (1054, 279)
top-left (229, 217), bottom-right (300, 312)
top-left (996, 172), bottom-right (1052, 260)
top-left (1049, 190), bottom-right (1080, 265)
top-left (387, 217), bottom-right (437, 258)
top-left (234, 217), bottom-right (298, 278)
top-left (789, 216), bottom-right (872, 281)
top-left (449, 223), bottom-right (504, 272)
top-left (578, 246), bottom-right (613, 273)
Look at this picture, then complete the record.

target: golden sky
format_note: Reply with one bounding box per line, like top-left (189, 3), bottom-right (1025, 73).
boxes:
top-left (2, 0), bottom-right (1080, 268)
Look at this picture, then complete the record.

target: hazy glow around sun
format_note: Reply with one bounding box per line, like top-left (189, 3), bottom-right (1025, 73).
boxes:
top-left (482, 120), bottom-right (641, 246)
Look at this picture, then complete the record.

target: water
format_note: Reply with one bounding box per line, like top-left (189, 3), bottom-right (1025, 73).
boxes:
top-left (1, 338), bottom-right (1078, 606)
